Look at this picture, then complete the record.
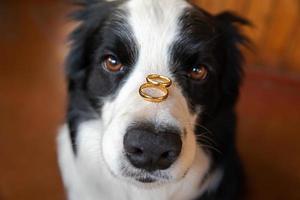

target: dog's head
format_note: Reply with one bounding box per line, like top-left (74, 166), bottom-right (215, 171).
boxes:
top-left (67, 0), bottom-right (248, 186)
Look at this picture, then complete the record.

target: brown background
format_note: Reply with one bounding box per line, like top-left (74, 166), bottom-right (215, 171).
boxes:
top-left (195, 0), bottom-right (300, 74)
top-left (0, 1), bottom-right (300, 200)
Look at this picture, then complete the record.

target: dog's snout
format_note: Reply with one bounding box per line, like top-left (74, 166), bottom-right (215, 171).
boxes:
top-left (123, 126), bottom-right (182, 171)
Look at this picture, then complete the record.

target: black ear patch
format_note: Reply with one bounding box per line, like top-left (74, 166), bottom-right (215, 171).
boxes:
top-left (66, 0), bottom-right (138, 154)
top-left (65, 1), bottom-right (120, 153)
top-left (214, 12), bottom-right (251, 107)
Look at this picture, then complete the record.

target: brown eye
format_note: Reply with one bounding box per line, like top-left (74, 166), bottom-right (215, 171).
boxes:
top-left (103, 55), bottom-right (123, 72)
top-left (189, 65), bottom-right (208, 80)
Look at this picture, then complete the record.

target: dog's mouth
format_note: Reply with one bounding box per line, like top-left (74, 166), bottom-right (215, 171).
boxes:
top-left (135, 177), bottom-right (156, 183)
top-left (120, 165), bottom-right (173, 184)
top-left (123, 171), bottom-right (171, 184)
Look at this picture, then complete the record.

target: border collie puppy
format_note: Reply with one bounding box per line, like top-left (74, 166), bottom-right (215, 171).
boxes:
top-left (57, 0), bottom-right (249, 199)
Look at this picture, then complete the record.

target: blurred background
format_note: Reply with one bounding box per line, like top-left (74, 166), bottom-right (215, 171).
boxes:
top-left (0, 0), bottom-right (299, 199)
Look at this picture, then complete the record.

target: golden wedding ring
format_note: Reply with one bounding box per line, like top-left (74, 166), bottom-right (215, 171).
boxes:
top-left (139, 83), bottom-right (169, 103)
top-left (146, 74), bottom-right (172, 87)
top-left (139, 74), bottom-right (172, 103)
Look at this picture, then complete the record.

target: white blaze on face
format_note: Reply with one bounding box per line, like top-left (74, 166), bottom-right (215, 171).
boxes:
top-left (96, 0), bottom-right (210, 183)
top-left (127, 0), bottom-right (188, 75)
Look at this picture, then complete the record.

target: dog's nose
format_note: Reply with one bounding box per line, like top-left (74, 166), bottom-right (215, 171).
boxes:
top-left (123, 126), bottom-right (182, 171)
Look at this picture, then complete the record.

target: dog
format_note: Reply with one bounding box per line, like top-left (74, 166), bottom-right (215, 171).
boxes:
top-left (57, 0), bottom-right (249, 199)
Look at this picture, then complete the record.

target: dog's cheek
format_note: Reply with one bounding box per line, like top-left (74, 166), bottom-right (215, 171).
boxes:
top-left (167, 88), bottom-right (210, 180)
top-left (101, 102), bottom-right (133, 176)
top-left (172, 130), bottom-right (197, 178)
top-left (163, 89), bottom-right (197, 178)
top-left (101, 121), bottom-right (126, 175)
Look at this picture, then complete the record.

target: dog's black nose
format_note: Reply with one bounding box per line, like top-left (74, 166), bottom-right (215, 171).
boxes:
top-left (123, 126), bottom-right (182, 171)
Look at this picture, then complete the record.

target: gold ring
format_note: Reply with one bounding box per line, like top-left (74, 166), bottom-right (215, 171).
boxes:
top-left (139, 83), bottom-right (169, 103)
top-left (146, 74), bottom-right (172, 88)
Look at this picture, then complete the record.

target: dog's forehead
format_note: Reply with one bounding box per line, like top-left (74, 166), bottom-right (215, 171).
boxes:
top-left (121, 0), bottom-right (190, 73)
top-left (126, 0), bottom-right (189, 22)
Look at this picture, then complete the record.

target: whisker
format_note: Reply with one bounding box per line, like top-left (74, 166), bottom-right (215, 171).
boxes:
top-left (198, 144), bottom-right (223, 155)
top-left (194, 131), bottom-right (221, 154)
top-left (195, 124), bottom-right (214, 136)
top-left (197, 132), bottom-right (217, 146)
top-left (167, 118), bottom-right (221, 154)
top-left (180, 120), bottom-right (214, 136)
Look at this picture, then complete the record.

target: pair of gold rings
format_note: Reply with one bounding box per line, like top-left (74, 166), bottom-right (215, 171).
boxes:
top-left (139, 74), bottom-right (172, 103)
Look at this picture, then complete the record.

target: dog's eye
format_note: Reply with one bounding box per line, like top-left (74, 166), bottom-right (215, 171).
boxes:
top-left (103, 55), bottom-right (123, 72)
top-left (189, 65), bottom-right (208, 80)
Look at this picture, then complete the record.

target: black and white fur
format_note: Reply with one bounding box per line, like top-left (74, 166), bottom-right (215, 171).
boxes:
top-left (57, 0), bottom-right (249, 199)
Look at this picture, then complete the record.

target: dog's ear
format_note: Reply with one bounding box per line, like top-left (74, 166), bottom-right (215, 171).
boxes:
top-left (214, 12), bottom-right (251, 106)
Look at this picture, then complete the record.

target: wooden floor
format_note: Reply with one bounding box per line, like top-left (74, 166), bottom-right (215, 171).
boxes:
top-left (0, 2), bottom-right (300, 200)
